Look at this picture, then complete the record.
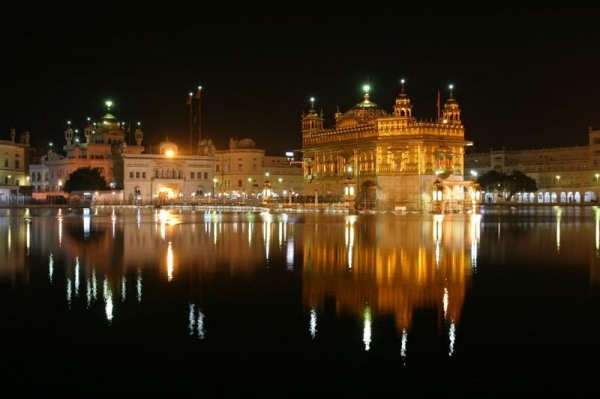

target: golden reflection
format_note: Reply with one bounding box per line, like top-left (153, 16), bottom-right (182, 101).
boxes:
top-left (26, 220), bottom-right (30, 255)
top-left (286, 239), bottom-right (295, 270)
top-left (7, 224), bottom-right (11, 252)
top-left (470, 213), bottom-right (481, 270)
top-left (555, 206), bottom-right (562, 253)
top-left (303, 214), bottom-right (471, 341)
top-left (345, 215), bottom-right (357, 269)
top-left (111, 207), bottom-right (117, 238)
top-left (167, 241), bottom-right (174, 282)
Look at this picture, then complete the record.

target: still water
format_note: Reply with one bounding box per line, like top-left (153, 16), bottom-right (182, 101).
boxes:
top-left (2, 206), bottom-right (600, 393)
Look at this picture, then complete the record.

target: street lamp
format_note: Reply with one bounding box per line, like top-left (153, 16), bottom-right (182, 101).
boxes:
top-left (470, 170), bottom-right (478, 178)
top-left (555, 175), bottom-right (561, 184)
top-left (595, 173), bottom-right (599, 184)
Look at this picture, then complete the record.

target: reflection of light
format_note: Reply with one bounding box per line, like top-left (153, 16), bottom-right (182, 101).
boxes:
top-left (189, 304), bottom-right (196, 336)
top-left (92, 269), bottom-right (98, 301)
top-left (104, 279), bottom-right (113, 323)
top-left (57, 209), bottom-right (63, 247)
top-left (7, 224), bottom-right (11, 252)
top-left (158, 209), bottom-right (179, 240)
top-left (66, 278), bottom-right (72, 308)
top-left (555, 207), bottom-right (562, 253)
top-left (309, 308), bottom-right (317, 339)
top-left (167, 242), bottom-right (174, 282)
top-left (263, 219), bottom-right (271, 261)
top-left (596, 207), bottom-right (600, 251)
top-left (48, 253), bottom-right (54, 284)
top-left (188, 304), bottom-right (205, 339)
top-left (136, 208), bottom-right (142, 228)
top-left (433, 214), bottom-right (443, 267)
top-left (345, 215), bottom-right (357, 269)
top-left (286, 239), bottom-right (294, 270)
top-left (26, 221), bottom-right (30, 255)
top-left (278, 222), bottom-right (283, 247)
top-left (111, 207), bottom-right (117, 237)
top-left (74, 257), bottom-right (80, 297)
top-left (470, 214), bottom-right (481, 270)
top-left (449, 321), bottom-right (456, 357)
top-left (363, 306), bottom-right (372, 351)
top-left (443, 287), bottom-right (448, 320)
top-left (197, 310), bottom-right (205, 339)
top-left (121, 277), bottom-right (126, 302)
top-left (83, 213), bottom-right (90, 238)
top-left (136, 268), bottom-right (142, 303)
top-left (400, 329), bottom-right (408, 363)
top-left (248, 221), bottom-right (253, 246)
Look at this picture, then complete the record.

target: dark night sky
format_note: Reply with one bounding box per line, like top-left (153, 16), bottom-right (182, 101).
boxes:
top-left (3, 12), bottom-right (600, 155)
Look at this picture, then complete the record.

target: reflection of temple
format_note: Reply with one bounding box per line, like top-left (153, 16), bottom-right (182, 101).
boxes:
top-left (302, 215), bottom-right (477, 334)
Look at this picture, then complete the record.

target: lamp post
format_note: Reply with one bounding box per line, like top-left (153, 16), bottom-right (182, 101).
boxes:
top-left (555, 175), bottom-right (561, 185)
top-left (595, 173), bottom-right (599, 185)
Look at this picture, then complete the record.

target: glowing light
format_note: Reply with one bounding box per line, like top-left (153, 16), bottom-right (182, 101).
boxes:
top-left (165, 149), bottom-right (175, 158)
top-left (363, 306), bottom-right (372, 351)
top-left (167, 241), bottom-right (174, 281)
top-left (309, 96), bottom-right (315, 103)
top-left (137, 121), bottom-right (141, 126)
top-left (265, 172), bottom-right (270, 177)
top-left (286, 239), bottom-right (294, 270)
top-left (74, 257), bottom-right (80, 297)
top-left (443, 287), bottom-right (449, 320)
top-left (198, 85), bottom-right (202, 90)
top-left (105, 100), bottom-right (113, 109)
top-left (449, 321), bottom-right (456, 357)
top-left (121, 277), bottom-right (126, 302)
top-left (136, 268), bottom-right (142, 303)
top-left (309, 308), bottom-right (317, 339)
top-left (48, 253), bottom-right (54, 284)
top-left (67, 120), bottom-right (71, 125)
top-left (189, 92), bottom-right (193, 96)
top-left (448, 83), bottom-right (454, 91)
top-left (401, 329), bottom-right (408, 362)
top-left (104, 279), bottom-right (113, 323)
top-left (470, 169), bottom-right (478, 177)
top-left (400, 78), bottom-right (405, 85)
top-left (362, 84), bottom-right (371, 94)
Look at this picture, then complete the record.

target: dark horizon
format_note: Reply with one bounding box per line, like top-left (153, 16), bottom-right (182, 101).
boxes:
top-left (4, 12), bottom-right (600, 155)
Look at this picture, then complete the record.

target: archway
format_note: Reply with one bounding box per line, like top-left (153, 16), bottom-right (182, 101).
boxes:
top-left (574, 192), bottom-right (581, 203)
top-left (560, 192), bottom-right (566, 203)
top-left (358, 180), bottom-right (377, 210)
top-left (551, 192), bottom-right (558, 203)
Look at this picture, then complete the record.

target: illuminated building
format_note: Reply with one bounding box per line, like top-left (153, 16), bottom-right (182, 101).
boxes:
top-left (0, 128), bottom-right (30, 203)
top-left (122, 140), bottom-right (215, 203)
top-left (29, 101), bottom-right (145, 193)
top-left (214, 138), bottom-right (303, 199)
top-left (466, 127), bottom-right (600, 203)
top-left (302, 83), bottom-right (476, 211)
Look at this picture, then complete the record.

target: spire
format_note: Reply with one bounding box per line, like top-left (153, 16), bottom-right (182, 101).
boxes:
top-left (393, 79), bottom-right (412, 118)
top-left (448, 83), bottom-right (454, 99)
top-left (309, 96), bottom-right (316, 112)
top-left (362, 84), bottom-right (371, 102)
top-left (442, 84), bottom-right (461, 124)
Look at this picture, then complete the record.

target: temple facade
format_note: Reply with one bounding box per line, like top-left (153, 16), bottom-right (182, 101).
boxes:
top-left (30, 101), bottom-right (145, 193)
top-left (301, 83), bottom-right (476, 211)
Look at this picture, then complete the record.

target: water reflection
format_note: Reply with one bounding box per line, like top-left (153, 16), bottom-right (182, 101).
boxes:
top-left (3, 207), bottom-right (599, 361)
top-left (303, 214), bottom-right (471, 350)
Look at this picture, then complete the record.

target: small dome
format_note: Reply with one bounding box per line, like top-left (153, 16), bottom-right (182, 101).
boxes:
top-left (336, 97), bottom-right (388, 128)
top-left (237, 138), bottom-right (256, 149)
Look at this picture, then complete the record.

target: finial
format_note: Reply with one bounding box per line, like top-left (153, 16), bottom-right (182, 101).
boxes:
top-left (67, 120), bottom-right (71, 126)
top-left (362, 84), bottom-right (371, 100)
top-left (197, 85), bottom-right (202, 91)
top-left (320, 107), bottom-right (324, 118)
top-left (188, 92), bottom-right (193, 97)
top-left (309, 96), bottom-right (315, 110)
top-left (448, 83), bottom-right (454, 99)
top-left (400, 78), bottom-right (406, 94)
top-left (137, 121), bottom-right (141, 127)
top-left (105, 99), bottom-right (113, 111)
top-left (86, 117), bottom-right (91, 122)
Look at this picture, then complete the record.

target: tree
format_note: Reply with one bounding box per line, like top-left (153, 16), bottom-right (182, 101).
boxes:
top-left (63, 167), bottom-right (108, 192)
top-left (477, 170), bottom-right (537, 201)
